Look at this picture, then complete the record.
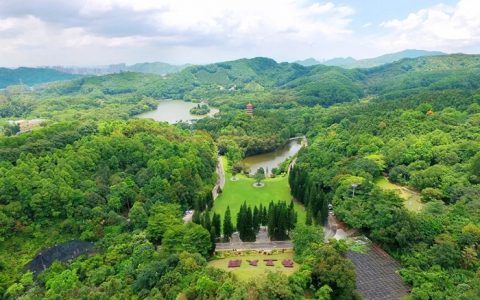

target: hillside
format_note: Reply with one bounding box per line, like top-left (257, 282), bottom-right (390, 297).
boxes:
top-left (294, 57), bottom-right (323, 66)
top-left (48, 62), bottom-right (188, 76)
top-left (0, 67), bottom-right (79, 89)
top-left (324, 49), bottom-right (446, 69)
top-left (361, 54), bottom-right (480, 98)
top-left (39, 54), bottom-right (480, 109)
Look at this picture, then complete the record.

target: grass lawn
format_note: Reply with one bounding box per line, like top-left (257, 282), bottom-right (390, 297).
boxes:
top-left (375, 176), bottom-right (424, 212)
top-left (208, 251), bottom-right (299, 281)
top-left (213, 157), bottom-right (306, 226)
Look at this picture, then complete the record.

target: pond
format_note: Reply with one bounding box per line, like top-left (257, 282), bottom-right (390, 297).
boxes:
top-left (137, 100), bottom-right (219, 124)
top-left (240, 137), bottom-right (305, 175)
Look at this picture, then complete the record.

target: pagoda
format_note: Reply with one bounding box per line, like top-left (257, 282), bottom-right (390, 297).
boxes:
top-left (246, 102), bottom-right (254, 115)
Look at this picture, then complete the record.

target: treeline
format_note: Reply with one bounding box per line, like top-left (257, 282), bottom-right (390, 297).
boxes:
top-left (289, 168), bottom-right (329, 226)
top-left (0, 84), bottom-right (159, 124)
top-left (192, 201), bottom-right (298, 243)
top-left (0, 121), bottom-right (97, 163)
top-left (236, 201), bottom-right (297, 241)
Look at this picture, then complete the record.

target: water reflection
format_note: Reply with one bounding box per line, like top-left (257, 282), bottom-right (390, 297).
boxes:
top-left (241, 137), bottom-right (305, 175)
top-left (137, 100), bottom-right (219, 124)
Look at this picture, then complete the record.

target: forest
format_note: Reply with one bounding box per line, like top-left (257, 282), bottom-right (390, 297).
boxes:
top-left (0, 54), bottom-right (479, 299)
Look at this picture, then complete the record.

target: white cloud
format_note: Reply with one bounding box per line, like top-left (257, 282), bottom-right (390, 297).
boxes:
top-left (378, 0), bottom-right (480, 52)
top-left (0, 0), bottom-right (356, 66)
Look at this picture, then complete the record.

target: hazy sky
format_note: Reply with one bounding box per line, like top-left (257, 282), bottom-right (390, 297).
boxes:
top-left (0, 0), bottom-right (479, 67)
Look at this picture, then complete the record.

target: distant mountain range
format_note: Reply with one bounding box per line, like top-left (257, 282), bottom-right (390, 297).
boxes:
top-left (296, 49), bottom-right (446, 69)
top-left (0, 67), bottom-right (79, 89)
top-left (47, 62), bottom-right (190, 76)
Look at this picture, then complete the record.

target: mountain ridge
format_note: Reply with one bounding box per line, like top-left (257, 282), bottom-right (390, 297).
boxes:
top-left (0, 67), bottom-right (79, 89)
top-left (295, 49), bottom-right (446, 69)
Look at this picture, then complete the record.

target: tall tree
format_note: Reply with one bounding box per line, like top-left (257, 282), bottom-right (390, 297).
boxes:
top-left (212, 213), bottom-right (221, 239)
top-left (253, 206), bottom-right (260, 233)
top-left (223, 206), bottom-right (234, 241)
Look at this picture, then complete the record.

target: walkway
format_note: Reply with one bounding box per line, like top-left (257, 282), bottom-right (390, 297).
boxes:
top-left (212, 156), bottom-right (225, 200)
top-left (215, 227), bottom-right (293, 251)
top-left (215, 241), bottom-right (293, 251)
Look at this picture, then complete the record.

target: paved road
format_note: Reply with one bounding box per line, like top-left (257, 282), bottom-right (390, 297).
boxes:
top-left (215, 241), bottom-right (293, 251)
top-left (212, 156), bottom-right (225, 200)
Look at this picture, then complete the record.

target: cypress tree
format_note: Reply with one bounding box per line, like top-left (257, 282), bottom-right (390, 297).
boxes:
top-left (237, 203), bottom-right (246, 240)
top-left (262, 206), bottom-right (268, 225)
top-left (209, 226), bottom-right (216, 255)
top-left (192, 209), bottom-right (201, 224)
top-left (253, 206), bottom-right (260, 233)
top-left (258, 204), bottom-right (264, 226)
top-left (246, 206), bottom-right (255, 241)
top-left (267, 201), bottom-right (275, 238)
top-left (320, 197), bottom-right (329, 224)
top-left (287, 201), bottom-right (296, 231)
top-left (223, 206), bottom-right (234, 241)
top-left (204, 192), bottom-right (213, 209)
top-left (305, 208), bottom-right (313, 225)
top-left (212, 213), bottom-right (221, 239)
top-left (202, 211), bottom-right (211, 231)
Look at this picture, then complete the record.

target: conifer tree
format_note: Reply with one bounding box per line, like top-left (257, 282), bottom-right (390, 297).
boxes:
top-left (246, 206), bottom-right (255, 241)
top-left (253, 206), bottom-right (260, 233)
top-left (204, 192), bottom-right (213, 209)
top-left (223, 206), bottom-right (234, 241)
top-left (305, 208), bottom-right (313, 226)
top-left (209, 226), bottom-right (216, 255)
top-left (202, 211), bottom-right (211, 231)
top-left (262, 206), bottom-right (268, 225)
top-left (212, 213), bottom-right (221, 239)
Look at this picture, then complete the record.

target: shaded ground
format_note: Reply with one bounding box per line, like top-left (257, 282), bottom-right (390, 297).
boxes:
top-left (208, 251), bottom-right (298, 281)
top-left (25, 240), bottom-right (94, 275)
top-left (347, 245), bottom-right (410, 300)
top-left (375, 176), bottom-right (423, 212)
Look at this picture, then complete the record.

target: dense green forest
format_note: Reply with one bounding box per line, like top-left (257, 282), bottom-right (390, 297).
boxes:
top-left (1, 54), bottom-right (480, 299)
top-left (289, 89), bottom-right (480, 298)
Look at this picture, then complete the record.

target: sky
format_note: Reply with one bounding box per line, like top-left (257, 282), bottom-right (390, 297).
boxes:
top-left (0, 0), bottom-right (479, 67)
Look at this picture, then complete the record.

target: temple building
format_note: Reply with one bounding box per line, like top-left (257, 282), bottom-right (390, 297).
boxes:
top-left (246, 102), bottom-right (254, 115)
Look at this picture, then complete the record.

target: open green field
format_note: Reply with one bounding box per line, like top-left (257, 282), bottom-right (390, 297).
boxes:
top-left (212, 157), bottom-right (306, 225)
top-left (208, 251), bottom-right (298, 281)
top-left (375, 176), bottom-right (424, 212)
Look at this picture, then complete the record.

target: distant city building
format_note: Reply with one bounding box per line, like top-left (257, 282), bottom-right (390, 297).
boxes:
top-left (246, 102), bottom-right (254, 115)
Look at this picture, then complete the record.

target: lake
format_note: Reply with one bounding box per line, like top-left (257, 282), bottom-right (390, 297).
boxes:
top-left (137, 100), bottom-right (219, 124)
top-left (241, 137), bottom-right (305, 175)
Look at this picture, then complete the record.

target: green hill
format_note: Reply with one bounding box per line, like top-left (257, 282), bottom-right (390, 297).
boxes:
top-left (0, 67), bottom-right (79, 89)
top-left (324, 49), bottom-right (446, 69)
top-left (294, 57), bottom-right (323, 66)
top-left (41, 54), bottom-right (480, 109)
top-left (126, 62), bottom-right (189, 75)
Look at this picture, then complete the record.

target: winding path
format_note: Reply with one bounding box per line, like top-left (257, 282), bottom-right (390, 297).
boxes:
top-left (212, 156), bottom-right (225, 200)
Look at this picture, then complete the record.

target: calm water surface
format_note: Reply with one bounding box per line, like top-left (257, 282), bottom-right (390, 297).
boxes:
top-left (138, 100), bottom-right (219, 124)
top-left (241, 137), bottom-right (305, 175)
